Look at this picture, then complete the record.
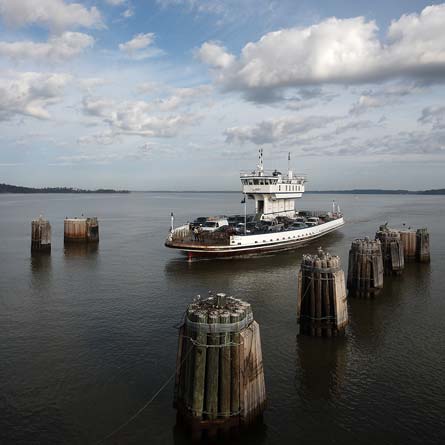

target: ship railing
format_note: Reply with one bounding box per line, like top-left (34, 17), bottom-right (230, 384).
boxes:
top-left (297, 210), bottom-right (342, 218)
top-left (240, 170), bottom-right (306, 180)
top-left (169, 224), bottom-right (191, 242)
top-left (169, 224), bottom-right (231, 246)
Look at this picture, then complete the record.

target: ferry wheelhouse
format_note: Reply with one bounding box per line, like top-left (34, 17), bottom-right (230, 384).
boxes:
top-left (165, 150), bottom-right (344, 260)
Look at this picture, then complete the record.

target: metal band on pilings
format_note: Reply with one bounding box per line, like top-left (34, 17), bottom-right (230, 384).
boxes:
top-left (174, 291), bottom-right (266, 431)
top-left (300, 265), bottom-right (341, 274)
top-left (185, 313), bottom-right (254, 334)
top-left (298, 248), bottom-right (348, 336)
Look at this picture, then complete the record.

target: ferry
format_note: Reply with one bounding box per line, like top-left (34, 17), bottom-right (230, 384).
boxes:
top-left (165, 149), bottom-right (344, 260)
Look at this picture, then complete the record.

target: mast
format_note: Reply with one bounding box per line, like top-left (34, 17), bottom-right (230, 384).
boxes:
top-left (257, 148), bottom-right (264, 176)
top-left (243, 194), bottom-right (247, 235)
top-left (288, 151), bottom-right (293, 179)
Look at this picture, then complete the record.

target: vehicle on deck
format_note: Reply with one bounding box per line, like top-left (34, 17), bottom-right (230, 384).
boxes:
top-left (200, 218), bottom-right (229, 232)
top-left (190, 217), bottom-right (207, 228)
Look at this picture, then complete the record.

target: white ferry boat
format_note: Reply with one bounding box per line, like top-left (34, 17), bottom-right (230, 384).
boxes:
top-left (165, 150), bottom-right (344, 260)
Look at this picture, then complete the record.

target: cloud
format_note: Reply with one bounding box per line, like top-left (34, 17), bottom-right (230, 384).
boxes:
top-left (333, 120), bottom-right (376, 135)
top-left (78, 131), bottom-right (118, 145)
top-left (156, 0), bottom-right (225, 15)
top-left (418, 106), bottom-right (445, 130)
top-left (349, 82), bottom-right (425, 115)
top-left (118, 33), bottom-right (162, 59)
top-left (105, 0), bottom-right (126, 5)
top-left (0, 32), bottom-right (94, 62)
top-left (135, 81), bottom-right (163, 95)
top-left (302, 129), bottom-right (445, 157)
top-left (77, 77), bottom-right (106, 93)
top-left (122, 7), bottom-right (134, 18)
top-left (198, 41), bottom-right (235, 69)
top-left (0, 0), bottom-right (104, 31)
top-left (155, 0), bottom-right (277, 26)
top-left (198, 4), bottom-right (445, 101)
top-left (155, 85), bottom-right (212, 111)
top-left (0, 71), bottom-right (71, 121)
top-left (82, 95), bottom-right (198, 137)
top-left (105, 0), bottom-right (134, 18)
top-left (224, 115), bottom-right (340, 145)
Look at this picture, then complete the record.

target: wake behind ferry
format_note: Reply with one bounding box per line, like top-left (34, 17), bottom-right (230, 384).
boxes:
top-left (165, 149), bottom-right (344, 260)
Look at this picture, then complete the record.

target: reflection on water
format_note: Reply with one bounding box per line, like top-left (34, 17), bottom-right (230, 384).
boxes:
top-left (295, 336), bottom-right (348, 400)
top-left (172, 416), bottom-right (268, 445)
top-left (30, 251), bottom-right (52, 271)
top-left (64, 242), bottom-right (99, 257)
top-left (30, 252), bottom-right (52, 288)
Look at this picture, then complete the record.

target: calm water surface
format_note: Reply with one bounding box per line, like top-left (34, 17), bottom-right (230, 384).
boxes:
top-left (1, 193), bottom-right (444, 444)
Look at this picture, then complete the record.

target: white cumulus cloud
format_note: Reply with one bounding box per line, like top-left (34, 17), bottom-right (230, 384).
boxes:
top-left (198, 42), bottom-right (235, 69)
top-left (0, 71), bottom-right (72, 120)
top-left (198, 4), bottom-right (445, 102)
top-left (118, 33), bottom-right (162, 59)
top-left (0, 32), bottom-right (94, 62)
top-left (82, 95), bottom-right (198, 137)
top-left (0, 0), bottom-right (104, 31)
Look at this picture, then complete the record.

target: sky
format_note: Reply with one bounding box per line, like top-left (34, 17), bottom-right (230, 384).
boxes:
top-left (0, 0), bottom-right (444, 191)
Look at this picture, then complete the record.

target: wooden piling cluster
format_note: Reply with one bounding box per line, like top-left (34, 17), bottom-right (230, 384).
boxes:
top-left (347, 238), bottom-right (384, 298)
top-left (297, 249), bottom-right (348, 336)
top-left (375, 227), bottom-right (404, 275)
top-left (31, 216), bottom-right (51, 252)
top-left (416, 228), bottom-right (430, 263)
top-left (395, 227), bottom-right (430, 263)
top-left (64, 217), bottom-right (99, 243)
top-left (398, 229), bottom-right (417, 261)
top-left (174, 293), bottom-right (266, 438)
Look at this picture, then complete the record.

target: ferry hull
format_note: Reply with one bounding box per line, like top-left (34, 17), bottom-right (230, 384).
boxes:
top-left (166, 218), bottom-right (344, 260)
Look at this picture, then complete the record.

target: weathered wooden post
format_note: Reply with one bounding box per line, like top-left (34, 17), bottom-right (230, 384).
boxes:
top-left (347, 238), bottom-right (384, 298)
top-left (31, 216), bottom-right (51, 253)
top-left (297, 248), bottom-right (348, 336)
top-left (416, 228), bottom-right (430, 263)
top-left (398, 229), bottom-right (417, 261)
top-left (375, 226), bottom-right (404, 275)
top-left (174, 292), bottom-right (266, 438)
top-left (64, 217), bottom-right (99, 243)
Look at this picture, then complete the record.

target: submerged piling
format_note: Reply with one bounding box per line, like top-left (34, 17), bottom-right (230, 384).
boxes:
top-left (64, 217), bottom-right (99, 243)
top-left (347, 238), bottom-right (384, 298)
top-left (174, 293), bottom-right (266, 438)
top-left (297, 249), bottom-right (348, 336)
top-left (31, 216), bottom-right (51, 253)
top-left (375, 227), bottom-right (404, 275)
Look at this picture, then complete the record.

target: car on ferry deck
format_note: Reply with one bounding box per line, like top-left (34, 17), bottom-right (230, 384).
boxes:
top-left (200, 218), bottom-right (229, 232)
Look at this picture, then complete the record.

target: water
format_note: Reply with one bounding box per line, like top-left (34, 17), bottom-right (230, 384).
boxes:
top-left (1, 193), bottom-right (444, 444)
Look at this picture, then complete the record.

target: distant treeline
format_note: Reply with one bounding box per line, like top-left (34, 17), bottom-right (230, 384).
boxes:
top-left (307, 189), bottom-right (445, 195)
top-left (0, 183), bottom-right (129, 194)
top-left (1, 183), bottom-right (444, 195)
